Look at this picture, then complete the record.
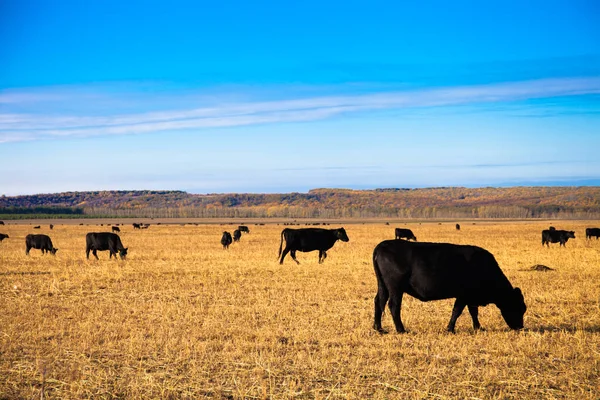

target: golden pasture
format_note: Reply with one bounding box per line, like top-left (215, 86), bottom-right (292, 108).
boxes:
top-left (1, 221), bottom-right (599, 399)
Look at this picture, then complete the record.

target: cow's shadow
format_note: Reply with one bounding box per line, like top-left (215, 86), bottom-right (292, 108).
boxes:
top-left (0, 271), bottom-right (51, 276)
top-left (526, 325), bottom-right (600, 334)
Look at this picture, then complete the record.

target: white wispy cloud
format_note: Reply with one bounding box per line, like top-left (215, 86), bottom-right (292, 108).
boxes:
top-left (1, 77), bottom-right (600, 143)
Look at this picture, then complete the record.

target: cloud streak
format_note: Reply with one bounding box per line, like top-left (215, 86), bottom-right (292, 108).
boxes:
top-left (1, 77), bottom-right (600, 143)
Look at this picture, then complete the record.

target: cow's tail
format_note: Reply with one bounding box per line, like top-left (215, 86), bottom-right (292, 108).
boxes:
top-left (277, 229), bottom-right (286, 259)
top-left (373, 246), bottom-right (389, 314)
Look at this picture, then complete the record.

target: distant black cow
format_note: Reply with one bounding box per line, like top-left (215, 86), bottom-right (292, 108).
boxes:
top-left (278, 227), bottom-right (349, 264)
top-left (26, 234), bottom-right (58, 255)
top-left (49, 224), bottom-right (54, 230)
top-left (456, 223), bottom-right (461, 231)
top-left (0, 233), bottom-right (8, 242)
top-left (133, 223), bottom-right (141, 229)
top-left (238, 225), bottom-right (250, 234)
top-left (395, 228), bottom-right (417, 241)
top-left (112, 226), bottom-right (121, 233)
top-left (585, 228), bottom-right (600, 240)
top-left (233, 229), bottom-right (242, 242)
top-left (0, 221), bottom-right (4, 225)
top-left (86, 232), bottom-right (128, 260)
top-left (221, 231), bottom-right (233, 249)
top-left (542, 229), bottom-right (575, 247)
top-left (372, 239), bottom-right (526, 333)
top-left (33, 226), bottom-right (41, 229)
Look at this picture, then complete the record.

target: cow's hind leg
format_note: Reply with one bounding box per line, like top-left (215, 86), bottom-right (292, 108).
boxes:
top-left (279, 246), bottom-right (291, 264)
top-left (388, 293), bottom-right (406, 333)
top-left (373, 282), bottom-right (389, 333)
top-left (467, 305), bottom-right (483, 331)
top-left (290, 250), bottom-right (300, 265)
top-left (25, 246), bottom-right (30, 256)
top-left (447, 298), bottom-right (466, 333)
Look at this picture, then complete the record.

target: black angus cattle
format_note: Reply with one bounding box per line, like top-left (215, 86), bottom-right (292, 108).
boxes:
top-left (86, 232), bottom-right (128, 260)
top-left (395, 228), bottom-right (417, 241)
top-left (49, 224), bottom-right (54, 230)
top-left (278, 227), bottom-right (349, 264)
top-left (26, 234), bottom-right (58, 255)
top-left (456, 223), bottom-right (461, 231)
top-left (372, 239), bottom-right (526, 333)
top-left (0, 221), bottom-right (4, 225)
top-left (133, 223), bottom-right (141, 229)
top-left (585, 227), bottom-right (600, 240)
top-left (542, 229), bottom-right (575, 247)
top-left (33, 226), bottom-right (41, 229)
top-left (112, 226), bottom-right (121, 233)
top-left (221, 231), bottom-right (233, 249)
top-left (238, 225), bottom-right (250, 233)
top-left (0, 233), bottom-right (8, 241)
top-left (233, 229), bottom-right (242, 242)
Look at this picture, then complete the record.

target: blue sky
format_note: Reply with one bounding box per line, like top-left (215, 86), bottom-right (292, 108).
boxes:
top-left (1, 0), bottom-right (599, 195)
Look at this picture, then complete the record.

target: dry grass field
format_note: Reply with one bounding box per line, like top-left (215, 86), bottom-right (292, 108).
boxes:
top-left (1, 221), bottom-right (599, 399)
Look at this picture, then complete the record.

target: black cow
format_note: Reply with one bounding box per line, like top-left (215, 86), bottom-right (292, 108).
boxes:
top-left (26, 234), bottom-right (58, 255)
top-left (133, 223), bottom-right (141, 229)
top-left (0, 233), bottom-right (8, 241)
top-left (86, 232), bottom-right (128, 260)
top-left (33, 226), bottom-right (41, 229)
top-left (238, 225), bottom-right (250, 233)
top-left (112, 226), bottom-right (121, 233)
top-left (542, 229), bottom-right (575, 247)
top-left (233, 229), bottom-right (242, 242)
top-left (395, 228), bottom-right (417, 241)
top-left (49, 224), bottom-right (54, 230)
top-left (373, 239), bottom-right (526, 333)
top-left (221, 231), bottom-right (233, 249)
top-left (0, 221), bottom-right (4, 225)
top-left (585, 228), bottom-right (600, 240)
top-left (456, 223), bottom-right (461, 231)
top-left (278, 227), bottom-right (349, 264)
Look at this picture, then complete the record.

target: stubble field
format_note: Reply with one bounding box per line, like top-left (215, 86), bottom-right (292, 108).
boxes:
top-left (1, 221), bottom-right (599, 399)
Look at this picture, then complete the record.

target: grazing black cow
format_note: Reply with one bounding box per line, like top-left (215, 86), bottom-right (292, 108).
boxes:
top-left (221, 231), bottom-right (233, 249)
top-left (238, 225), bottom-right (250, 234)
top-left (542, 229), bottom-right (575, 247)
top-left (456, 223), bottom-right (461, 231)
top-left (33, 226), bottom-right (41, 229)
top-left (0, 233), bottom-right (8, 241)
top-left (25, 234), bottom-right (58, 255)
top-left (233, 229), bottom-right (242, 242)
top-left (0, 221), bottom-right (4, 225)
top-left (49, 224), bottom-right (54, 230)
top-left (372, 239), bottom-right (526, 333)
top-left (133, 223), bottom-right (141, 229)
top-left (112, 226), bottom-right (121, 233)
top-left (395, 228), bottom-right (417, 241)
top-left (86, 232), bottom-right (128, 260)
top-left (278, 227), bottom-right (349, 264)
top-left (585, 227), bottom-right (600, 240)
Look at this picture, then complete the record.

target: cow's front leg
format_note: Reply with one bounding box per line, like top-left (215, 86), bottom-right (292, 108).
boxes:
top-left (467, 305), bottom-right (483, 331)
top-left (447, 298), bottom-right (466, 333)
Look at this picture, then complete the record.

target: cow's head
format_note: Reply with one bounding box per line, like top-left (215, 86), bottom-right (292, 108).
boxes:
top-left (50, 248), bottom-right (58, 255)
top-left (336, 228), bottom-right (350, 242)
top-left (567, 231), bottom-right (575, 239)
top-left (119, 248), bottom-right (128, 260)
top-left (499, 287), bottom-right (526, 330)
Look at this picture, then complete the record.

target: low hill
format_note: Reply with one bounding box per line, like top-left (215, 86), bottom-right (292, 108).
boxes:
top-left (1, 187), bottom-right (599, 219)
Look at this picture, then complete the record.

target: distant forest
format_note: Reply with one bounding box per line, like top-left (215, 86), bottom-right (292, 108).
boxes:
top-left (1, 187), bottom-right (599, 219)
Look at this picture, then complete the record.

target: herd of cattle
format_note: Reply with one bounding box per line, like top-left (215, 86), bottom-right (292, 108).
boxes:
top-left (1, 221), bottom-right (600, 333)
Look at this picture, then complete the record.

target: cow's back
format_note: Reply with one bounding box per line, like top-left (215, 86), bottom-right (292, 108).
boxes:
top-left (285, 228), bottom-right (338, 251)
